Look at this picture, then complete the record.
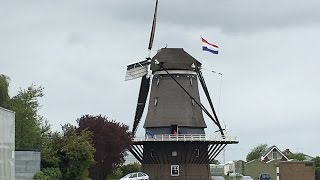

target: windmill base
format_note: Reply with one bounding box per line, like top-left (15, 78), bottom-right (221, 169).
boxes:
top-left (143, 164), bottom-right (210, 180)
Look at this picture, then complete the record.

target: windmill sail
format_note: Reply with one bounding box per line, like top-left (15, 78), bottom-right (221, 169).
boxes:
top-left (148, 0), bottom-right (158, 51)
top-left (132, 75), bottom-right (150, 136)
top-left (125, 60), bottom-right (150, 81)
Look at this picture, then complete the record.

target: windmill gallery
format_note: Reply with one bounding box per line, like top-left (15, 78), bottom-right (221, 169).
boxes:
top-left (124, 1), bottom-right (238, 179)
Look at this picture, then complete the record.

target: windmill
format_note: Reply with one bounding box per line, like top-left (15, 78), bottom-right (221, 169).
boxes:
top-left (125, 1), bottom-right (238, 179)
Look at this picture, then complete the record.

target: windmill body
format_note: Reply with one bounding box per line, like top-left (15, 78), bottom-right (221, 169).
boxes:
top-left (144, 48), bottom-right (206, 134)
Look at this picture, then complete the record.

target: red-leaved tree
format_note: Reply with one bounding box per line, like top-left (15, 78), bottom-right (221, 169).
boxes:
top-left (77, 115), bottom-right (132, 180)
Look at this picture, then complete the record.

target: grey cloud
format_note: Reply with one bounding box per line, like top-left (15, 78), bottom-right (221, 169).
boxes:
top-left (108, 0), bottom-right (320, 34)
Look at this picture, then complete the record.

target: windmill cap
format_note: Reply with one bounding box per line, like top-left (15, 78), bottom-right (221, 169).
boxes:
top-left (150, 48), bottom-right (202, 71)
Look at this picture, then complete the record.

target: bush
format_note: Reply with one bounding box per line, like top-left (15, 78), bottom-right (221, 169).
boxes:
top-left (33, 168), bottom-right (62, 180)
top-left (120, 163), bottom-right (141, 176)
top-left (33, 171), bottom-right (48, 180)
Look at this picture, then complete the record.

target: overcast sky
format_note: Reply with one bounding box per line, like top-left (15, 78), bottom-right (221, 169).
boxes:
top-left (1, 0), bottom-right (320, 162)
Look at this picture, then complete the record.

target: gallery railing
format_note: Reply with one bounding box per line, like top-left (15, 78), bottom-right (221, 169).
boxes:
top-left (132, 134), bottom-right (237, 142)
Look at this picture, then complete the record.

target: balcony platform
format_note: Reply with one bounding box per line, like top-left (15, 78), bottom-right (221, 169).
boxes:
top-left (129, 134), bottom-right (238, 164)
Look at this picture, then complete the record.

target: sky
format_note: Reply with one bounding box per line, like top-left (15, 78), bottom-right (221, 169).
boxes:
top-left (1, 0), bottom-right (320, 162)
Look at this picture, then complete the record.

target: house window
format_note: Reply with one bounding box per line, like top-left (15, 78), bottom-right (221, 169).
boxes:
top-left (273, 151), bottom-right (278, 159)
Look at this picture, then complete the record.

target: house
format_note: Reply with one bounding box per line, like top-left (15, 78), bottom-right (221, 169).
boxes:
top-left (261, 145), bottom-right (289, 162)
top-left (244, 159), bottom-right (316, 180)
top-left (244, 145), bottom-right (315, 180)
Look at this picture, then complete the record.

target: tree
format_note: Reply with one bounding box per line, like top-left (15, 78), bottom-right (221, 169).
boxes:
top-left (0, 75), bottom-right (51, 150)
top-left (55, 125), bottom-right (95, 180)
top-left (33, 168), bottom-right (62, 180)
top-left (286, 153), bottom-right (306, 161)
top-left (7, 84), bottom-right (44, 148)
top-left (38, 117), bottom-right (60, 169)
top-left (210, 159), bottom-right (221, 165)
top-left (0, 74), bottom-right (10, 107)
top-left (77, 115), bottom-right (132, 180)
top-left (312, 156), bottom-right (320, 168)
top-left (120, 162), bottom-right (141, 176)
top-left (105, 168), bottom-right (123, 180)
top-left (246, 144), bottom-right (268, 162)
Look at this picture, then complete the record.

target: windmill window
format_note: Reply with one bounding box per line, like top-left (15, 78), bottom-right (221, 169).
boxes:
top-left (154, 97), bottom-right (158, 106)
top-left (157, 78), bottom-right (160, 85)
top-left (191, 99), bottom-right (195, 106)
top-left (151, 149), bottom-right (154, 157)
top-left (171, 165), bottom-right (179, 176)
top-left (189, 77), bottom-right (193, 85)
top-left (172, 151), bottom-right (177, 157)
top-left (196, 149), bottom-right (200, 157)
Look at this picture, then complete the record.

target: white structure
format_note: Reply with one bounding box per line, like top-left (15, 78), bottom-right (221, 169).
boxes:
top-left (0, 107), bottom-right (15, 180)
top-left (15, 150), bottom-right (41, 180)
top-left (224, 161), bottom-right (235, 175)
top-left (210, 164), bottom-right (224, 176)
top-left (124, 151), bottom-right (139, 165)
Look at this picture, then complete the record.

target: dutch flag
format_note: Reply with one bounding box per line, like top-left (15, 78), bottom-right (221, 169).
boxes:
top-left (201, 37), bottom-right (219, 54)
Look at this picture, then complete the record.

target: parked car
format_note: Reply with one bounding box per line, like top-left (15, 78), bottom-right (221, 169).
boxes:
top-left (258, 173), bottom-right (271, 180)
top-left (119, 172), bottom-right (149, 180)
top-left (242, 176), bottom-right (253, 180)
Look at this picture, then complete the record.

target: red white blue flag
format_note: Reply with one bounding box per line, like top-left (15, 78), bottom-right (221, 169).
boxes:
top-left (201, 37), bottom-right (219, 54)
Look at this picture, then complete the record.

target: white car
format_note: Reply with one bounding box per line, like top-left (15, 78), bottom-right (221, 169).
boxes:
top-left (119, 172), bottom-right (149, 180)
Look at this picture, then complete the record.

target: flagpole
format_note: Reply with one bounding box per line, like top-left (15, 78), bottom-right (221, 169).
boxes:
top-left (200, 35), bottom-right (203, 64)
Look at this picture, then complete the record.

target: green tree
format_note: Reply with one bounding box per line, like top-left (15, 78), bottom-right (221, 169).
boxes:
top-left (0, 74), bottom-right (10, 107)
top-left (246, 144), bottom-right (268, 162)
top-left (120, 162), bottom-right (141, 176)
top-left (33, 168), bottom-right (62, 180)
top-left (287, 153), bottom-right (306, 161)
top-left (55, 125), bottom-right (95, 180)
top-left (6, 84), bottom-right (44, 148)
top-left (105, 168), bottom-right (123, 180)
top-left (210, 159), bottom-right (221, 165)
top-left (312, 156), bottom-right (320, 168)
top-left (39, 121), bottom-right (60, 168)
